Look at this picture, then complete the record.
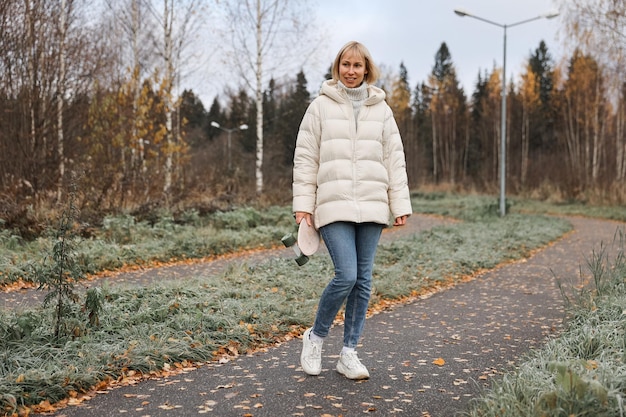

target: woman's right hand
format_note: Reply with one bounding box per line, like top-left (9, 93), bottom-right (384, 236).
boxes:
top-left (294, 212), bottom-right (313, 227)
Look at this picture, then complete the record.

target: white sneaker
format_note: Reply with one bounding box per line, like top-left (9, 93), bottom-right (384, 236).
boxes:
top-left (336, 351), bottom-right (370, 380)
top-left (300, 328), bottom-right (322, 375)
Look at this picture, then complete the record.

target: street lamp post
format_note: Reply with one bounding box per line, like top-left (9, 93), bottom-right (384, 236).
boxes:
top-left (210, 121), bottom-right (249, 171)
top-left (454, 8), bottom-right (558, 216)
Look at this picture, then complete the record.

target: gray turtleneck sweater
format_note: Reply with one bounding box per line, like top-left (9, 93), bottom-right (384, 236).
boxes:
top-left (338, 81), bottom-right (369, 126)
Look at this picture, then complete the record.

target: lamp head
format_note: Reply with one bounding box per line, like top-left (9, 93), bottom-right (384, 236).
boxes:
top-left (239, 124), bottom-right (249, 130)
top-left (210, 121), bottom-right (220, 128)
top-left (454, 8), bottom-right (470, 17)
top-left (542, 10), bottom-right (559, 19)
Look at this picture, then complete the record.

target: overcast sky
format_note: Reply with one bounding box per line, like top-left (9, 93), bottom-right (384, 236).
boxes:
top-left (312, 0), bottom-right (563, 94)
top-left (190, 0), bottom-right (564, 104)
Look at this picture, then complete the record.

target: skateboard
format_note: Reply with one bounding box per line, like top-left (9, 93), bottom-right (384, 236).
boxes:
top-left (281, 220), bottom-right (321, 266)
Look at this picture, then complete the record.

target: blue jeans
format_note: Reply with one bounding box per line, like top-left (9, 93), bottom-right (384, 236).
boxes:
top-left (312, 222), bottom-right (384, 348)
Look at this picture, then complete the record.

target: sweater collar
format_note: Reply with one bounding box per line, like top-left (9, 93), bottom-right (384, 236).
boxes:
top-left (337, 80), bottom-right (369, 102)
top-left (321, 79), bottom-right (386, 105)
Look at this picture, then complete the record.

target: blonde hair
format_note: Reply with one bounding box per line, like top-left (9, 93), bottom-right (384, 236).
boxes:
top-left (331, 41), bottom-right (380, 85)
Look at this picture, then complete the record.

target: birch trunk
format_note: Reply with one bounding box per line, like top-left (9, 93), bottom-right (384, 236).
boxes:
top-left (255, 0), bottom-right (263, 195)
top-left (617, 98), bottom-right (626, 181)
top-left (162, 0), bottom-right (174, 202)
top-left (56, 0), bottom-right (68, 201)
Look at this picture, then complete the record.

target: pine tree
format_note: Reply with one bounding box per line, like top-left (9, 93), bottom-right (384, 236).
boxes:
top-left (281, 71), bottom-right (310, 168)
top-left (389, 63), bottom-right (414, 183)
top-left (179, 89), bottom-right (208, 148)
top-left (528, 41), bottom-right (557, 151)
top-left (428, 43), bottom-right (468, 184)
top-left (408, 82), bottom-right (433, 185)
top-left (206, 97), bottom-right (224, 141)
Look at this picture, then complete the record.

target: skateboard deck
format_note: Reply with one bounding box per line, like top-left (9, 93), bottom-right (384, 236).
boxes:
top-left (297, 220), bottom-right (320, 256)
top-left (281, 220), bottom-right (321, 266)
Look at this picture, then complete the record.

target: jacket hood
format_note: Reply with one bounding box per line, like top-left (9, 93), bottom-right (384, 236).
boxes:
top-left (320, 79), bottom-right (386, 106)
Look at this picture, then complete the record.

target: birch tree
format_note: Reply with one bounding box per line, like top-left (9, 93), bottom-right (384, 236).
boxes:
top-left (104, 0), bottom-right (154, 179)
top-left (221, 0), bottom-right (320, 195)
top-left (618, 84), bottom-right (626, 180)
top-left (55, 0), bottom-right (70, 201)
top-left (0, 0), bottom-right (97, 198)
top-left (559, 0), bottom-right (626, 76)
top-left (24, 0), bottom-right (52, 188)
top-left (146, 0), bottom-right (196, 202)
top-left (159, 0), bottom-right (176, 200)
top-left (560, 0), bottom-right (626, 182)
top-left (560, 50), bottom-right (608, 187)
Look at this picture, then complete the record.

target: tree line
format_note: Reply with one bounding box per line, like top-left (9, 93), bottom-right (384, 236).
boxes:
top-left (0, 0), bottom-right (624, 237)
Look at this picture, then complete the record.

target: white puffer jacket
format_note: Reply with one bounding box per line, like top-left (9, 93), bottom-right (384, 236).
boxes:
top-left (293, 80), bottom-right (412, 229)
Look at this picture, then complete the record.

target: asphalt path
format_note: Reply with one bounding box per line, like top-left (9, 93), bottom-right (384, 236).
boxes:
top-left (19, 215), bottom-right (625, 417)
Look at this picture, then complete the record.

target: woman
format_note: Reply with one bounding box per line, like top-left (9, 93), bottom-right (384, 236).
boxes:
top-left (293, 41), bottom-right (412, 380)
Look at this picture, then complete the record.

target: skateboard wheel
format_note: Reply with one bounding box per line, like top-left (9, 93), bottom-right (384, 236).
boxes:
top-left (281, 234), bottom-right (296, 247)
top-left (296, 254), bottom-right (309, 266)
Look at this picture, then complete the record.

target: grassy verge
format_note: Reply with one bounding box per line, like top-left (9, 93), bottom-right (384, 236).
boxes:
top-left (0, 196), bottom-right (573, 415)
top-left (510, 197), bottom-right (626, 222)
top-left (0, 206), bottom-right (295, 287)
top-left (412, 191), bottom-right (626, 222)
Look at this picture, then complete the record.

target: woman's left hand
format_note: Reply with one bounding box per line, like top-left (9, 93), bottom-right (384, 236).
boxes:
top-left (393, 215), bottom-right (408, 226)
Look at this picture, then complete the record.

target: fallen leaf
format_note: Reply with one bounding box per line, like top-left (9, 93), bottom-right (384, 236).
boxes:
top-left (158, 402), bottom-right (181, 410)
